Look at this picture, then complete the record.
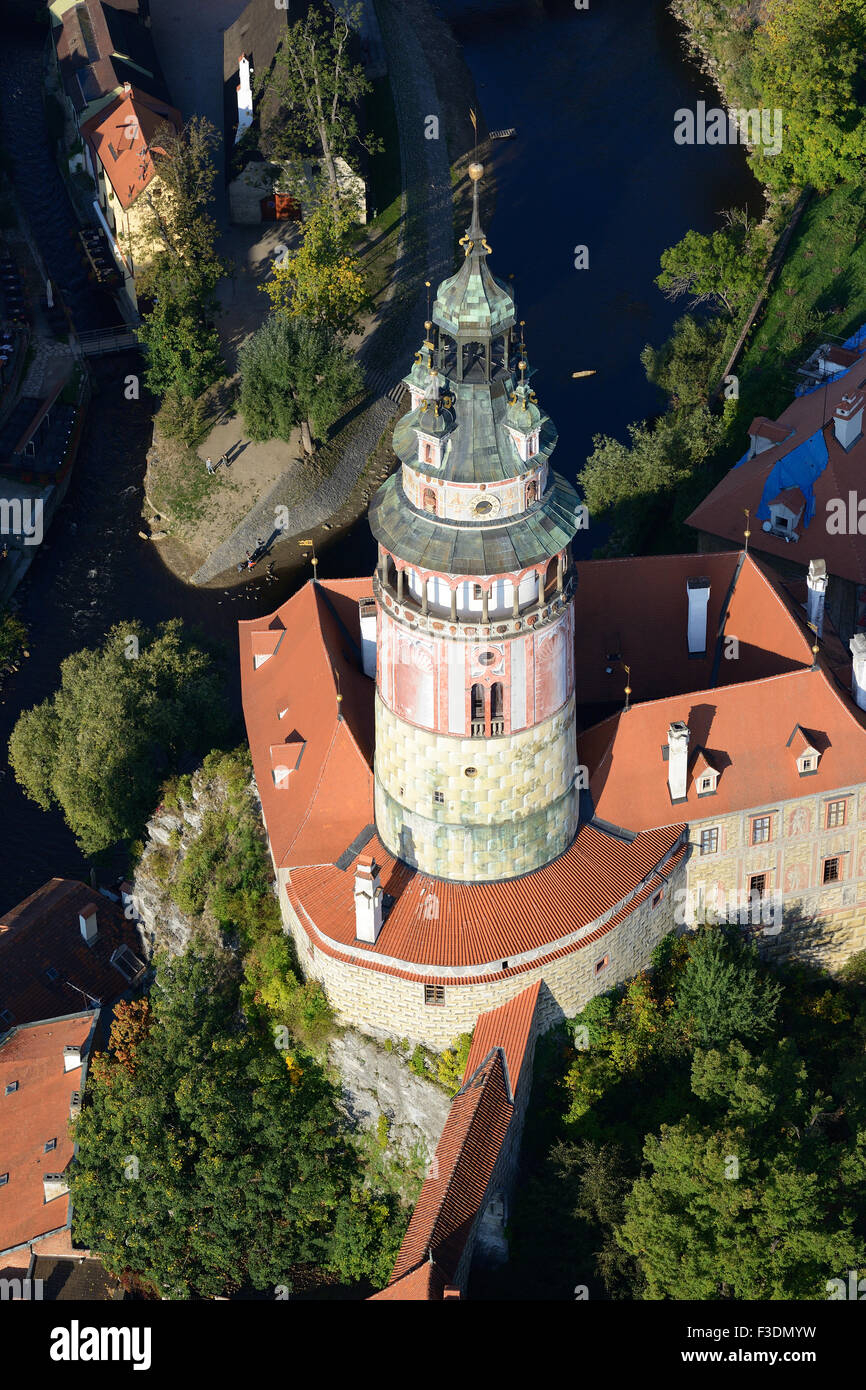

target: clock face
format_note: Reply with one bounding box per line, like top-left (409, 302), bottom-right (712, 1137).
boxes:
top-left (472, 492), bottom-right (501, 517)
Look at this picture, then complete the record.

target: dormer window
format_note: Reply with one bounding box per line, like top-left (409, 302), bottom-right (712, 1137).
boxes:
top-left (788, 725), bottom-right (821, 775)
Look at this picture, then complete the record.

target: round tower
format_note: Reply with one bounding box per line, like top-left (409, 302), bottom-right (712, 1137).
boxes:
top-left (369, 164), bottom-right (584, 882)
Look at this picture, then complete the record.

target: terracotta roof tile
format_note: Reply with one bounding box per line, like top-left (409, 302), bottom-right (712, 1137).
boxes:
top-left (81, 88), bottom-right (181, 210)
top-left (0, 1012), bottom-right (97, 1256)
top-left (367, 1261), bottom-right (448, 1300)
top-left (462, 981), bottom-right (539, 1095)
top-left (0, 879), bottom-right (145, 1027)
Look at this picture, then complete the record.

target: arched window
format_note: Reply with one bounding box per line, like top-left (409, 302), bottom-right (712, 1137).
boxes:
top-left (525, 479), bottom-right (538, 505)
top-left (544, 556), bottom-right (558, 598)
top-left (491, 683), bottom-right (504, 719)
top-left (470, 683), bottom-right (485, 736)
top-left (422, 487), bottom-right (437, 514)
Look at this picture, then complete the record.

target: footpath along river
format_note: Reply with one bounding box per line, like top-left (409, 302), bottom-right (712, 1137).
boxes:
top-left (0, 0), bottom-right (758, 908)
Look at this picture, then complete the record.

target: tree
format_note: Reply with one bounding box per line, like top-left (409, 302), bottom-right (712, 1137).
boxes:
top-left (135, 116), bottom-right (228, 402)
top-left (617, 1118), bottom-right (866, 1299)
top-left (238, 314), bottom-right (363, 453)
top-left (641, 313), bottom-right (730, 411)
top-left (671, 927), bottom-right (782, 1046)
top-left (656, 215), bottom-right (767, 317)
top-left (8, 620), bottom-right (230, 855)
top-left (263, 199), bottom-right (368, 337)
top-left (68, 946), bottom-right (404, 1297)
top-left (263, 2), bottom-right (379, 209)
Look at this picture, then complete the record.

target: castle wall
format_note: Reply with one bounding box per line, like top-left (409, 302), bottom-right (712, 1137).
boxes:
top-left (373, 690), bottom-right (578, 879)
top-left (683, 781), bottom-right (866, 968)
top-left (279, 861), bottom-right (684, 1050)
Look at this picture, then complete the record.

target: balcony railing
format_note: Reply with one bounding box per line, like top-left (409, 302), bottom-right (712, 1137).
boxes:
top-left (372, 569), bottom-right (576, 642)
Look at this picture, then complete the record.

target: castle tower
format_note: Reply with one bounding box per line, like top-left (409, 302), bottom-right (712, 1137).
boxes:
top-left (369, 164), bottom-right (585, 881)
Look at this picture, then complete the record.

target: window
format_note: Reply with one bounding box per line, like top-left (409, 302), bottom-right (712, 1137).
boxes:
top-left (0, 1175), bottom-right (7, 1187)
top-left (652, 889), bottom-right (663, 908)
top-left (472, 583), bottom-right (483, 601)
top-left (751, 815), bottom-right (771, 845)
top-left (800, 756), bottom-right (815, 772)
top-left (594, 955), bottom-right (609, 975)
top-left (4, 1081), bottom-right (18, 1096)
top-left (111, 945), bottom-right (145, 983)
top-left (749, 873), bottom-right (767, 899)
top-left (478, 650), bottom-right (496, 667)
top-left (470, 683), bottom-right (485, 735)
top-left (700, 827), bottom-right (719, 855)
top-left (700, 775), bottom-right (713, 792)
top-left (826, 800), bottom-right (847, 829)
top-left (526, 479), bottom-right (539, 504)
top-left (433, 790), bottom-right (444, 804)
top-left (501, 961), bottom-right (509, 971)
top-left (45, 966), bottom-right (59, 982)
top-left (823, 857), bottom-right (840, 884)
top-left (44, 1139), bottom-right (57, 1153)
top-left (422, 487), bottom-right (437, 514)
top-left (491, 682), bottom-right (504, 721)
top-left (464, 766), bottom-right (478, 778)
top-left (424, 985), bottom-right (445, 1006)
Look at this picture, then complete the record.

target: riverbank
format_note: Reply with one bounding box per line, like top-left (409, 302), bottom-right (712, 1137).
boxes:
top-left (146, 0), bottom-right (484, 589)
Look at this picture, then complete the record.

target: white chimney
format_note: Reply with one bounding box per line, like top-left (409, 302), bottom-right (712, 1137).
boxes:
top-left (359, 597), bottom-right (377, 678)
top-left (235, 55), bottom-right (253, 144)
top-left (354, 856), bottom-right (383, 943)
top-left (43, 1173), bottom-right (69, 1203)
top-left (806, 558), bottom-right (828, 636)
top-left (79, 909), bottom-right (98, 945)
top-left (63, 1045), bottom-right (82, 1072)
top-left (686, 577), bottom-right (711, 655)
top-left (833, 393), bottom-right (864, 450)
top-left (667, 721), bottom-right (690, 802)
top-left (851, 634), bottom-right (866, 710)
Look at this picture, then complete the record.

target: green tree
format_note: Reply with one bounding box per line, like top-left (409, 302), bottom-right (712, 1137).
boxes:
top-left (238, 314), bottom-right (363, 453)
top-left (671, 927), bottom-right (782, 1046)
top-left (8, 621), bottom-right (230, 854)
top-left (264, 199), bottom-right (368, 336)
top-left (263, 2), bottom-right (380, 209)
top-left (641, 313), bottom-right (730, 411)
top-left (617, 1118), bottom-right (866, 1299)
top-left (437, 1031), bottom-right (474, 1096)
top-left (656, 214), bottom-right (767, 317)
top-left (137, 261), bottom-right (225, 401)
top-left (69, 946), bottom-right (405, 1297)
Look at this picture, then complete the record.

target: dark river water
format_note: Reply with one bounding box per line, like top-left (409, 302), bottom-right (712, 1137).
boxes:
top-left (0, 0), bottom-right (759, 910)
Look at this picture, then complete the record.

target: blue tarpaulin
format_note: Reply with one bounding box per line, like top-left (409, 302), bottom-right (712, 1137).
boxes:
top-left (755, 427), bottom-right (828, 529)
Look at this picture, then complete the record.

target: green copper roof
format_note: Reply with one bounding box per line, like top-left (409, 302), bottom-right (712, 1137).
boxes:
top-left (431, 178), bottom-right (515, 340)
top-left (393, 373), bottom-right (555, 483)
top-left (506, 378), bottom-right (542, 433)
top-left (368, 470), bottom-right (583, 573)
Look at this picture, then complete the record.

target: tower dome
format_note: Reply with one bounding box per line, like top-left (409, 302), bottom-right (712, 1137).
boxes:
top-left (369, 167), bottom-right (584, 883)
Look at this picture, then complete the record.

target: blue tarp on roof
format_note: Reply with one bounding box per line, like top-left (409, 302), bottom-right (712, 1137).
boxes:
top-left (732, 446), bottom-right (751, 470)
top-left (755, 426), bottom-right (828, 528)
top-left (843, 321), bottom-right (866, 350)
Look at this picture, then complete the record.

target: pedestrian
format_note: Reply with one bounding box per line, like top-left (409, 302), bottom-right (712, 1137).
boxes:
top-left (217, 454), bottom-right (227, 470)
top-left (205, 457), bottom-right (215, 474)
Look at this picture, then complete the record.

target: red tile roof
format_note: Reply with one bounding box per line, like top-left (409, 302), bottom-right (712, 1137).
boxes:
top-left (367, 1261), bottom-right (448, 1300)
top-left (81, 88), bottom-right (181, 210)
top-left (239, 579), bottom-right (375, 871)
top-left (0, 1012), bottom-right (97, 1256)
top-left (388, 1053), bottom-right (513, 1286)
top-left (0, 879), bottom-right (144, 1027)
top-left (462, 982), bottom-right (540, 1095)
top-left (686, 359), bottom-right (866, 584)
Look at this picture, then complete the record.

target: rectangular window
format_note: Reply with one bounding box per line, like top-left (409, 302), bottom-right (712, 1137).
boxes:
top-left (749, 873), bottom-right (767, 899)
top-left (4, 1081), bottom-right (18, 1096)
top-left (823, 857), bottom-right (840, 884)
top-left (433, 790), bottom-right (444, 804)
top-left (424, 985), bottom-right (445, 1006)
top-left (44, 1139), bottom-right (57, 1153)
top-left (652, 889), bottom-right (663, 908)
top-left (0, 1175), bottom-right (7, 1187)
top-left (826, 800), bottom-right (847, 829)
top-left (472, 583), bottom-right (483, 600)
top-left (700, 827), bottom-right (719, 856)
top-left (45, 966), bottom-right (59, 982)
top-left (594, 955), bottom-right (609, 975)
top-left (751, 815), bottom-right (771, 845)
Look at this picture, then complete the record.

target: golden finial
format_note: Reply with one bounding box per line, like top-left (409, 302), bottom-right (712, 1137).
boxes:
top-left (624, 664), bottom-right (632, 712)
top-left (744, 507), bottom-right (751, 553)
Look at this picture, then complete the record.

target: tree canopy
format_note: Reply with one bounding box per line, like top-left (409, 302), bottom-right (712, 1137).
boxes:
top-left (8, 620), bottom-right (230, 854)
top-left (263, 199), bottom-right (368, 337)
top-left (69, 949), bottom-right (405, 1296)
top-left (238, 314), bottom-right (363, 453)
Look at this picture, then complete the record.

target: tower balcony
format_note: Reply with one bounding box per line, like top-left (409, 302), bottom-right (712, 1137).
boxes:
top-left (372, 567), bottom-right (576, 642)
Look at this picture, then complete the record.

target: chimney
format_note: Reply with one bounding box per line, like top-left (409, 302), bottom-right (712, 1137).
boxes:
top-left (79, 908), bottom-right (98, 945)
top-left (833, 393), bottom-right (864, 450)
top-left (686, 577), bottom-right (711, 656)
top-left (851, 634), bottom-right (866, 711)
top-left (354, 856), bottom-right (383, 943)
top-left (43, 1173), bottom-right (69, 1203)
top-left (667, 721), bottom-right (690, 802)
top-left (359, 597), bottom-right (377, 678)
top-left (806, 558), bottom-right (828, 636)
top-left (63, 1045), bottom-right (82, 1072)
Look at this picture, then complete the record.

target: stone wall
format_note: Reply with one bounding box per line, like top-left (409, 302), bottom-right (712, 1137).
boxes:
top-left (373, 690), bottom-right (578, 879)
top-left (281, 860), bottom-right (685, 1050)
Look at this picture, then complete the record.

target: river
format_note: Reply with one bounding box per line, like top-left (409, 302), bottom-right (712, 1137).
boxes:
top-left (0, 0), bottom-right (759, 910)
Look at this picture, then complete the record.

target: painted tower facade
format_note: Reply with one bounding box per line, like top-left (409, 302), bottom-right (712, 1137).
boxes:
top-left (369, 165), bottom-right (584, 881)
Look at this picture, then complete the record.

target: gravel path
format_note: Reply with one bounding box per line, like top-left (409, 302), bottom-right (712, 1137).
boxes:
top-left (190, 0), bottom-right (454, 585)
